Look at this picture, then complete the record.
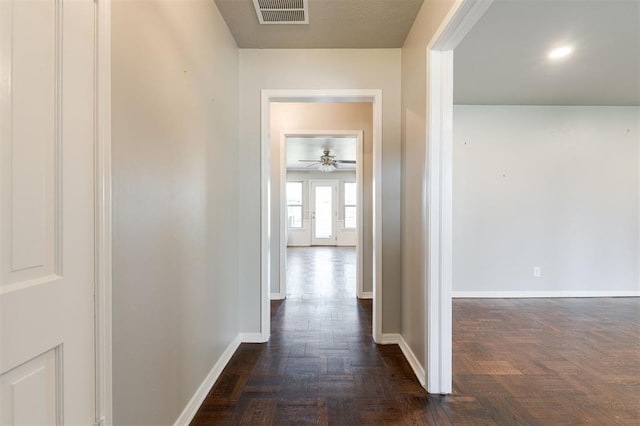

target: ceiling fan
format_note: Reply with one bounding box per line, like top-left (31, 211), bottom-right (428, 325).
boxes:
top-left (298, 150), bottom-right (356, 172)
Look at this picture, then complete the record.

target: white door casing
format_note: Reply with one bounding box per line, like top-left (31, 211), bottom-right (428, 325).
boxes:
top-left (425, 0), bottom-right (494, 394)
top-left (279, 130), bottom-right (365, 299)
top-left (0, 0), bottom-right (97, 423)
top-left (310, 180), bottom-right (338, 246)
top-left (261, 90), bottom-right (383, 343)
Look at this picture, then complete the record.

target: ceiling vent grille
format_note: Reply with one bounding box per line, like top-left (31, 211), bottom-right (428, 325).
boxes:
top-left (253, 0), bottom-right (308, 24)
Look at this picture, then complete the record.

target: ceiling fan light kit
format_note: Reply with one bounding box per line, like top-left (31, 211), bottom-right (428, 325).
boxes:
top-left (319, 150), bottom-right (337, 172)
top-left (318, 163), bottom-right (337, 172)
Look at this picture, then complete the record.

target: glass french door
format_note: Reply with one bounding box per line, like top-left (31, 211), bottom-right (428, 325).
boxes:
top-left (310, 180), bottom-right (338, 245)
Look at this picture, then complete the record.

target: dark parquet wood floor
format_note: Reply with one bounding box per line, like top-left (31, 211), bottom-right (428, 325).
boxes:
top-left (191, 247), bottom-right (640, 425)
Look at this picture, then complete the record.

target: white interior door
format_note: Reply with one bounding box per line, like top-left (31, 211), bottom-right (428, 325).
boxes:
top-left (310, 180), bottom-right (338, 246)
top-left (0, 0), bottom-right (96, 424)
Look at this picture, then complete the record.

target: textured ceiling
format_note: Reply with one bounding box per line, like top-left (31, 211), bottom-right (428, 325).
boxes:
top-left (286, 136), bottom-right (357, 171)
top-left (454, 0), bottom-right (640, 106)
top-left (214, 0), bottom-right (424, 48)
top-left (217, 0), bottom-right (640, 105)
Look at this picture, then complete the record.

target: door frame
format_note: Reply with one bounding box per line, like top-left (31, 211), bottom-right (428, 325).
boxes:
top-left (279, 130), bottom-right (364, 299)
top-left (96, 0), bottom-right (113, 424)
top-left (425, 0), bottom-right (493, 394)
top-left (261, 90), bottom-right (383, 342)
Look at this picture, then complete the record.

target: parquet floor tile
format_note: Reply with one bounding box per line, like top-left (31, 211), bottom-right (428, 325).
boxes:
top-left (192, 247), bottom-right (640, 425)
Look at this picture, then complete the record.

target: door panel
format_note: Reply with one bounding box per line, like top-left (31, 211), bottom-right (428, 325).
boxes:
top-left (0, 0), bottom-right (96, 424)
top-left (0, 348), bottom-right (60, 425)
top-left (310, 180), bottom-right (338, 246)
top-left (2, 0), bottom-right (57, 288)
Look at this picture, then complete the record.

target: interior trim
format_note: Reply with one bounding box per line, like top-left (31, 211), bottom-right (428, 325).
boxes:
top-left (425, 0), bottom-right (495, 395)
top-left (279, 129), bottom-right (364, 298)
top-left (172, 336), bottom-right (242, 426)
top-left (453, 291), bottom-right (640, 298)
top-left (261, 89), bottom-right (384, 343)
top-left (95, 0), bottom-right (113, 424)
top-left (378, 333), bottom-right (426, 387)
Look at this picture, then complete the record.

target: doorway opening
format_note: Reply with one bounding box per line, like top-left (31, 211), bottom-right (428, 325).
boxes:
top-left (425, 0), bottom-right (494, 393)
top-left (279, 131), bottom-right (365, 300)
top-left (260, 90), bottom-right (383, 343)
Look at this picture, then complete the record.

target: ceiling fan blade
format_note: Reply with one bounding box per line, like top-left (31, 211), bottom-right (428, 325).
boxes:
top-left (305, 162), bottom-right (320, 167)
top-left (298, 159), bottom-right (319, 162)
top-left (335, 160), bottom-right (356, 164)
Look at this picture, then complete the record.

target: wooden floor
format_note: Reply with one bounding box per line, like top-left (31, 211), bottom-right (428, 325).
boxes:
top-left (192, 247), bottom-right (640, 425)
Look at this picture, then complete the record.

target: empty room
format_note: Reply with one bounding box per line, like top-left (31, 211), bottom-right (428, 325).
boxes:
top-left (1, 0), bottom-right (637, 424)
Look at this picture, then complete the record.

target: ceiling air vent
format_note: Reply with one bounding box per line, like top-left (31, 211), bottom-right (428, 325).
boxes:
top-left (253, 0), bottom-right (308, 24)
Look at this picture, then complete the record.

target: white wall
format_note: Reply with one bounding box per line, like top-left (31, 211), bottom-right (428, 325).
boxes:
top-left (400, 0), bottom-right (458, 376)
top-left (453, 106), bottom-right (640, 296)
top-left (287, 171), bottom-right (357, 247)
top-left (239, 49), bottom-right (403, 334)
top-left (111, 1), bottom-right (239, 424)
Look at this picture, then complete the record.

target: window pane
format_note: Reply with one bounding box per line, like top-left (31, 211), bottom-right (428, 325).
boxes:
top-left (345, 206), bottom-right (356, 229)
top-left (286, 182), bottom-right (302, 205)
top-left (344, 182), bottom-right (356, 206)
top-left (288, 206), bottom-right (302, 228)
top-left (315, 186), bottom-right (333, 238)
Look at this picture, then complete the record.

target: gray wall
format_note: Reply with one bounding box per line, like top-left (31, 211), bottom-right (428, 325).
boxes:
top-left (400, 0), bottom-right (458, 373)
top-left (453, 105), bottom-right (640, 295)
top-left (111, 1), bottom-right (239, 424)
top-left (238, 49), bottom-right (403, 334)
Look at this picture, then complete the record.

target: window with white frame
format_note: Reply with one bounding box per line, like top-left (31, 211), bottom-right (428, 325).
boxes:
top-left (344, 182), bottom-right (356, 229)
top-left (286, 181), bottom-right (303, 228)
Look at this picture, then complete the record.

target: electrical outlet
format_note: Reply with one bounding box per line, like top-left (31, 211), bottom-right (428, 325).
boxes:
top-left (533, 266), bottom-right (541, 278)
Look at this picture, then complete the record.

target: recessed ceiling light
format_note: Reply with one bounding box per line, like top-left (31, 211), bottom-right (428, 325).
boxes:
top-left (548, 45), bottom-right (574, 60)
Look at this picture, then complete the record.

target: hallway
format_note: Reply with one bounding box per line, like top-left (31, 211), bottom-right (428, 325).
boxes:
top-left (192, 246), bottom-right (430, 424)
top-left (191, 247), bottom-right (640, 425)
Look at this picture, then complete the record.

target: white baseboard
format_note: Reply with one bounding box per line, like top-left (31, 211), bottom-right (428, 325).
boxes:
top-left (270, 292), bottom-right (286, 300)
top-left (358, 291), bottom-right (373, 299)
top-left (173, 335), bottom-right (241, 426)
top-left (398, 336), bottom-right (426, 387)
top-left (239, 332), bottom-right (269, 343)
top-left (453, 290), bottom-right (640, 298)
top-left (377, 334), bottom-right (425, 386)
top-left (377, 333), bottom-right (401, 345)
